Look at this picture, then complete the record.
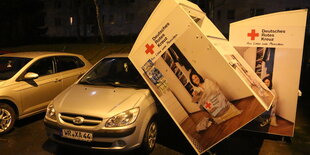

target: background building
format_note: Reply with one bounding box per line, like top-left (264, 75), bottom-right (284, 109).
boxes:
top-left (43, 0), bottom-right (159, 40)
top-left (42, 0), bottom-right (310, 39)
top-left (207, 0), bottom-right (310, 36)
top-left (103, 0), bottom-right (159, 36)
top-left (44, 0), bottom-right (98, 38)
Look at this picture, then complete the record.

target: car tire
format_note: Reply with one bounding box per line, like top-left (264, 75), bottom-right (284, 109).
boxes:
top-left (0, 103), bottom-right (16, 135)
top-left (140, 119), bottom-right (157, 154)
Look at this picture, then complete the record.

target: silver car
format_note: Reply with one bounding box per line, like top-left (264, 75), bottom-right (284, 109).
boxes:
top-left (0, 52), bottom-right (92, 135)
top-left (44, 53), bottom-right (158, 153)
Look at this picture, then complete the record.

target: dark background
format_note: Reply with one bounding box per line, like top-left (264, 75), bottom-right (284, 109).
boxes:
top-left (0, 0), bottom-right (309, 103)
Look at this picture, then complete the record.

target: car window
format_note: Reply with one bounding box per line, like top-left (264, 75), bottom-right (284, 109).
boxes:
top-left (79, 57), bottom-right (147, 88)
top-left (55, 56), bottom-right (85, 72)
top-left (27, 57), bottom-right (54, 77)
top-left (0, 57), bottom-right (32, 80)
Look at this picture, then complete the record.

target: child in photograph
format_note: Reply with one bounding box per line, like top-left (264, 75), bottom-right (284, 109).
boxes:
top-left (189, 71), bottom-right (241, 131)
top-left (190, 71), bottom-right (230, 117)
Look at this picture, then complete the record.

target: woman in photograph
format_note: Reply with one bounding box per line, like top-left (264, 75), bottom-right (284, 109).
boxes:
top-left (260, 76), bottom-right (278, 127)
top-left (189, 71), bottom-right (241, 128)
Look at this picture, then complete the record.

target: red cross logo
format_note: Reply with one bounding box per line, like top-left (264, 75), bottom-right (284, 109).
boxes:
top-left (145, 44), bottom-right (154, 54)
top-left (247, 29), bottom-right (259, 40)
top-left (204, 102), bottom-right (212, 110)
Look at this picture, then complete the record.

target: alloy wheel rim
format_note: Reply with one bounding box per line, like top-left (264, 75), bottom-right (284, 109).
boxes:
top-left (147, 122), bottom-right (157, 149)
top-left (0, 108), bottom-right (12, 132)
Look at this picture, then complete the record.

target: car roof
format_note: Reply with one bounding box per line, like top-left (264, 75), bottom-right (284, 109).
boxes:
top-left (104, 52), bottom-right (129, 59)
top-left (0, 51), bottom-right (81, 59)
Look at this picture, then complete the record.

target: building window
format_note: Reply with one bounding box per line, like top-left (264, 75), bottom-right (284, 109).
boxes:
top-left (109, 14), bottom-right (115, 24)
top-left (91, 25), bottom-right (96, 34)
top-left (227, 10), bottom-right (235, 20)
top-left (217, 10), bottom-right (221, 20)
top-left (69, 17), bottom-right (74, 26)
top-left (250, 8), bottom-right (265, 17)
top-left (109, 0), bottom-right (114, 5)
top-left (256, 9), bottom-right (264, 16)
top-left (54, 0), bottom-right (61, 9)
top-left (125, 13), bottom-right (134, 23)
top-left (69, 0), bottom-right (73, 9)
top-left (55, 18), bottom-right (62, 27)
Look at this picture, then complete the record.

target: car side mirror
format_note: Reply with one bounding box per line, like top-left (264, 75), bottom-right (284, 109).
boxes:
top-left (24, 72), bottom-right (39, 80)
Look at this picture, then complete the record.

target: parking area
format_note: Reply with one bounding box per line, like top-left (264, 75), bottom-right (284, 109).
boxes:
top-left (1, 100), bottom-right (310, 155)
top-left (0, 110), bottom-right (195, 155)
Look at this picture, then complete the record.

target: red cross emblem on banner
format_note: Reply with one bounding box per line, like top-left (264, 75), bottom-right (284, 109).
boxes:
top-left (247, 29), bottom-right (259, 40)
top-left (204, 102), bottom-right (212, 110)
top-left (145, 44), bottom-right (154, 54)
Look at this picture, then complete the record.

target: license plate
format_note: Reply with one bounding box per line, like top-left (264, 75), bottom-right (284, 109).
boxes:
top-left (62, 129), bottom-right (93, 142)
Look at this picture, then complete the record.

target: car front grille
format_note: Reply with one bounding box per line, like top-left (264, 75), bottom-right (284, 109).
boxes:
top-left (60, 113), bottom-right (103, 126)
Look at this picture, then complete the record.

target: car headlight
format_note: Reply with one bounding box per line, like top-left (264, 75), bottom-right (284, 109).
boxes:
top-left (105, 108), bottom-right (140, 127)
top-left (46, 103), bottom-right (56, 120)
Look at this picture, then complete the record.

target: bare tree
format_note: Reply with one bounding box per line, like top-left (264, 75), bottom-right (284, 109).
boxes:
top-left (93, 0), bottom-right (104, 43)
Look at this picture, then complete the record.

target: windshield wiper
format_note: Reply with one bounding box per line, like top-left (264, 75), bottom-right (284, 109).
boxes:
top-left (79, 80), bottom-right (94, 85)
top-left (98, 81), bottom-right (138, 88)
top-left (100, 81), bottom-right (125, 87)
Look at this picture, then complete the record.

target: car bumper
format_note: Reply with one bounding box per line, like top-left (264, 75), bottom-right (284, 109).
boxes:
top-left (44, 118), bottom-right (141, 151)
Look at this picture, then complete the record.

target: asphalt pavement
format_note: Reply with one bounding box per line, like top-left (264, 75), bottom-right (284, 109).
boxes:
top-left (0, 100), bottom-right (310, 155)
top-left (0, 109), bottom-right (196, 155)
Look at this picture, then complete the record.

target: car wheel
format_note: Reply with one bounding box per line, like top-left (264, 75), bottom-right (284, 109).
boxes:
top-left (0, 103), bottom-right (16, 135)
top-left (141, 119), bottom-right (157, 154)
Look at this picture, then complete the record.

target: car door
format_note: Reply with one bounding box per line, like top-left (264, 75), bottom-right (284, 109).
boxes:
top-left (55, 56), bottom-right (87, 89)
top-left (18, 57), bottom-right (63, 114)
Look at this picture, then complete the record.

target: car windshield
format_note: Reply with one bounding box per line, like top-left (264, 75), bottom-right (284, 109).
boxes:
top-left (79, 57), bottom-right (147, 88)
top-left (0, 57), bottom-right (32, 80)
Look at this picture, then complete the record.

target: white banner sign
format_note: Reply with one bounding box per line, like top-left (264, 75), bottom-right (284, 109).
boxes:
top-left (230, 9), bottom-right (307, 137)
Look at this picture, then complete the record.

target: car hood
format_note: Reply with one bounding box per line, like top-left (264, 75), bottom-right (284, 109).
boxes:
top-left (54, 84), bottom-right (149, 118)
top-left (0, 80), bottom-right (6, 88)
